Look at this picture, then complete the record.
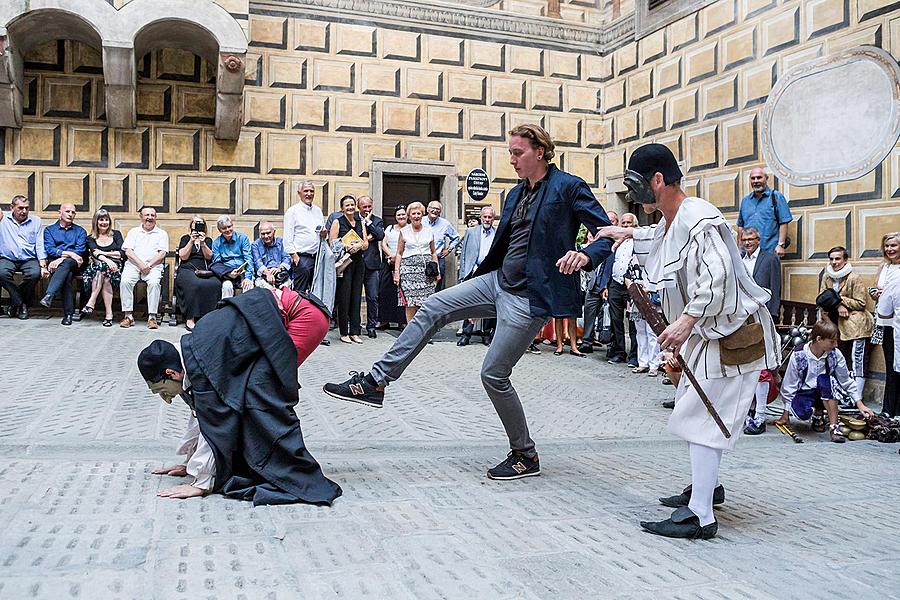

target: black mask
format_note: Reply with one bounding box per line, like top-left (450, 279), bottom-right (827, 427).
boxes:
top-left (623, 169), bottom-right (656, 205)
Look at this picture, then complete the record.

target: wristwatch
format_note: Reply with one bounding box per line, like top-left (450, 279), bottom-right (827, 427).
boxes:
top-left (776, 241), bottom-right (787, 248)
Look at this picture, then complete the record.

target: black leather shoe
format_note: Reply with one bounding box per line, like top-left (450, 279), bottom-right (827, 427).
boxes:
top-left (457, 335), bottom-right (470, 347)
top-left (4, 304), bottom-right (17, 318)
top-left (481, 335), bottom-right (492, 346)
top-left (641, 506), bottom-right (718, 539)
top-left (61, 314), bottom-right (73, 326)
top-left (659, 483), bottom-right (725, 509)
top-left (39, 293), bottom-right (53, 308)
top-left (319, 339), bottom-right (331, 346)
top-left (577, 342), bottom-right (593, 353)
top-left (367, 329), bottom-right (377, 339)
top-left (607, 356), bottom-right (625, 364)
top-left (662, 400), bottom-right (675, 409)
top-left (17, 305), bottom-right (28, 320)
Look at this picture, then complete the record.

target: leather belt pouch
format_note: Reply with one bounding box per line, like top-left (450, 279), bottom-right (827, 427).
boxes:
top-left (719, 316), bottom-right (765, 366)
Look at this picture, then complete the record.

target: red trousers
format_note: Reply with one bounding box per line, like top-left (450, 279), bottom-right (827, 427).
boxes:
top-left (276, 289), bottom-right (330, 366)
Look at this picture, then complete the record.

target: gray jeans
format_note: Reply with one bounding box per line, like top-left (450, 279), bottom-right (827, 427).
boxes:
top-left (371, 271), bottom-right (548, 456)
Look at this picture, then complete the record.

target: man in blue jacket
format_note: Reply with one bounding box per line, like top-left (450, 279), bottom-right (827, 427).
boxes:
top-left (324, 124), bottom-right (612, 480)
top-left (40, 203), bottom-right (86, 325)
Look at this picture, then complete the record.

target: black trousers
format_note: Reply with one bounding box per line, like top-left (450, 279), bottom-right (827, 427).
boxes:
top-left (45, 257), bottom-right (78, 315)
top-left (883, 327), bottom-right (900, 417)
top-left (0, 257), bottom-right (40, 308)
top-left (607, 280), bottom-right (637, 362)
top-left (291, 253), bottom-right (316, 293)
top-left (364, 266), bottom-right (380, 330)
top-left (462, 318), bottom-right (496, 339)
top-left (582, 289), bottom-right (603, 342)
top-left (335, 258), bottom-right (364, 336)
top-left (435, 256), bottom-right (447, 292)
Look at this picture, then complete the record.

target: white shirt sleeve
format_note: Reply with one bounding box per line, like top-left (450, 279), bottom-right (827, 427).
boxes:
top-left (283, 207), bottom-right (297, 254)
top-left (175, 414), bottom-right (216, 491)
top-left (779, 353), bottom-right (801, 405)
top-left (122, 227), bottom-right (137, 251)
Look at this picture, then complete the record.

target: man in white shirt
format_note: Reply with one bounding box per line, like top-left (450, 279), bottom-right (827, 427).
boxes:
top-left (283, 181), bottom-right (326, 293)
top-left (120, 206), bottom-right (168, 329)
top-left (606, 212), bottom-right (638, 365)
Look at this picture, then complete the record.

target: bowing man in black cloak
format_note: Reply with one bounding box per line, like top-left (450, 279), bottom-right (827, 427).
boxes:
top-left (138, 287), bottom-right (342, 505)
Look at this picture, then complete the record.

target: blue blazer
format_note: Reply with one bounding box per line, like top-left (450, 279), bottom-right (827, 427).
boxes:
top-left (477, 164), bottom-right (613, 317)
top-left (361, 214), bottom-right (385, 271)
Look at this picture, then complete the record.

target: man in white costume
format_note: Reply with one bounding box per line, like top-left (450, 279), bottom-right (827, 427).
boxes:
top-left (598, 143), bottom-right (780, 539)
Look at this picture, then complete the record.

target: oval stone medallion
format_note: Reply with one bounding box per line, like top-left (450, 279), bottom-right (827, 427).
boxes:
top-left (760, 46), bottom-right (900, 185)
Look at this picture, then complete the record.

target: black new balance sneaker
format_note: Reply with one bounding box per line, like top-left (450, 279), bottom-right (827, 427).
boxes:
top-left (322, 371), bottom-right (385, 408)
top-left (486, 451), bottom-right (541, 480)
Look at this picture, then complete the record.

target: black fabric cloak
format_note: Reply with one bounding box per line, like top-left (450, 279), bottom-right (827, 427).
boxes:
top-left (180, 288), bottom-right (342, 506)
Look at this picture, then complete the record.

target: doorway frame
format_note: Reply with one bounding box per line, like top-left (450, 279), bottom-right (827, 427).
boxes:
top-left (371, 157), bottom-right (460, 285)
top-left (370, 158), bottom-right (459, 225)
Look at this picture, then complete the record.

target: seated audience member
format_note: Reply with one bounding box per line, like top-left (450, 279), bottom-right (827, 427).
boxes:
top-left (82, 208), bottom-right (125, 327)
top-left (775, 318), bottom-right (875, 443)
top-left (820, 246), bottom-right (873, 403)
top-left (252, 221), bottom-right (292, 290)
top-left (211, 216), bottom-right (254, 298)
top-left (0, 195), bottom-right (46, 320)
top-left (40, 203), bottom-right (86, 326)
top-left (175, 217), bottom-right (220, 331)
top-left (120, 207), bottom-right (168, 329)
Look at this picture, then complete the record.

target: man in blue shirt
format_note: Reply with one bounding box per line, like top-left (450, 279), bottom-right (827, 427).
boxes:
top-left (736, 167), bottom-right (792, 257)
top-left (211, 216), bottom-right (254, 298)
top-left (251, 221), bottom-right (291, 289)
top-left (40, 203), bottom-right (87, 325)
top-left (425, 200), bottom-right (461, 291)
top-left (0, 195), bottom-right (47, 319)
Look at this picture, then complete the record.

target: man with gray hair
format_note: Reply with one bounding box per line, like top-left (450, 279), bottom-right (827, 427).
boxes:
top-left (211, 216), bottom-right (253, 299)
top-left (252, 221), bottom-right (291, 289)
top-left (457, 205), bottom-right (497, 346)
top-left (425, 200), bottom-right (461, 291)
top-left (120, 206), bottom-right (168, 329)
top-left (283, 181), bottom-right (326, 293)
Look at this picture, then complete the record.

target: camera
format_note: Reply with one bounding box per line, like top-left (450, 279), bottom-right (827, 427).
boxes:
top-left (192, 221), bottom-right (206, 234)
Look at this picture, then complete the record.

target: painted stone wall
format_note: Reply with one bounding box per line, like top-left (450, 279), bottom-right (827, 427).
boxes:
top-left (3, 0), bottom-right (900, 372)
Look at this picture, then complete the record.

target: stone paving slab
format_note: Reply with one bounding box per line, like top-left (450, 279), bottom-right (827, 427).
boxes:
top-left (1, 319), bottom-right (899, 599)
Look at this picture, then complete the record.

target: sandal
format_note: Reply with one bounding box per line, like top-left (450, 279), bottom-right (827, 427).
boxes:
top-left (553, 350), bottom-right (563, 356)
top-left (102, 319), bottom-right (112, 327)
top-left (569, 350), bottom-right (587, 358)
top-left (81, 305), bottom-right (94, 315)
top-left (632, 366), bottom-right (650, 373)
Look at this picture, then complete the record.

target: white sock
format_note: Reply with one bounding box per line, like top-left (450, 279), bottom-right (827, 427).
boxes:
top-left (754, 382), bottom-right (769, 421)
top-left (687, 442), bottom-right (723, 526)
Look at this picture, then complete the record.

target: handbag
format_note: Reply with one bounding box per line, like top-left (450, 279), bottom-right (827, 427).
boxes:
top-left (335, 252), bottom-right (352, 275)
top-left (425, 260), bottom-right (439, 278)
top-left (871, 323), bottom-right (884, 345)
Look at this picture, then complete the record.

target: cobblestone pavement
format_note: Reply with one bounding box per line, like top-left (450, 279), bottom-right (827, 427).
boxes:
top-left (1, 317), bottom-right (899, 599)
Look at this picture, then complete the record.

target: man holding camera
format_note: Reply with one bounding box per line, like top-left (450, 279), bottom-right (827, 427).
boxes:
top-left (252, 221), bottom-right (292, 289)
